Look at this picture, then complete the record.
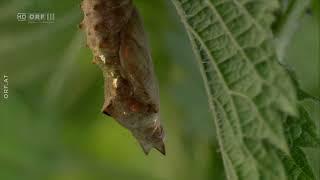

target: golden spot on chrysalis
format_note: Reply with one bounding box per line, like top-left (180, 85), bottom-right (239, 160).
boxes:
top-left (112, 78), bottom-right (118, 88)
top-left (99, 55), bottom-right (106, 64)
top-left (110, 72), bottom-right (115, 77)
top-left (93, 56), bottom-right (101, 64)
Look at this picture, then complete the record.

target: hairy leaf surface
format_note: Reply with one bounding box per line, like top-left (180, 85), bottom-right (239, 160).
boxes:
top-left (280, 105), bottom-right (320, 180)
top-left (171, 0), bottom-right (298, 179)
top-left (281, 58), bottom-right (320, 180)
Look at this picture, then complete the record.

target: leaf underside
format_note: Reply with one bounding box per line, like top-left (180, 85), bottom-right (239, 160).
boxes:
top-left (171, 0), bottom-right (302, 179)
top-left (280, 100), bottom-right (320, 180)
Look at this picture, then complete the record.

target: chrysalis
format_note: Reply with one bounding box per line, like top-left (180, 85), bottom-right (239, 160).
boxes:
top-left (80, 0), bottom-right (165, 155)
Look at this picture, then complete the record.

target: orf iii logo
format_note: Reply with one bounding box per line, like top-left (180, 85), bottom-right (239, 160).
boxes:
top-left (17, 13), bottom-right (27, 21)
top-left (17, 12), bottom-right (55, 23)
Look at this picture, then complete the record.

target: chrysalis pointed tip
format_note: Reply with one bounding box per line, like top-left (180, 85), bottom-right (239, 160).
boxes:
top-left (154, 141), bottom-right (166, 155)
top-left (142, 147), bottom-right (150, 155)
top-left (138, 142), bottom-right (151, 155)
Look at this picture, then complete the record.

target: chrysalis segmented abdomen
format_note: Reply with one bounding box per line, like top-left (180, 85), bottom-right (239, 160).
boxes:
top-left (81, 0), bottom-right (132, 61)
top-left (80, 0), bottom-right (165, 155)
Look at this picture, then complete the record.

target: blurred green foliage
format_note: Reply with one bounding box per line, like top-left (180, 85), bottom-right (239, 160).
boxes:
top-left (0, 0), bottom-right (318, 180)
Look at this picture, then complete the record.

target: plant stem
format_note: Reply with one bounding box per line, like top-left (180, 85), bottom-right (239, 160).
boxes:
top-left (274, 0), bottom-right (311, 62)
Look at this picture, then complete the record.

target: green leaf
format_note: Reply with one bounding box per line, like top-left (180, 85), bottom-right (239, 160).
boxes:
top-left (280, 148), bottom-right (315, 180)
top-left (279, 56), bottom-right (319, 180)
top-left (171, 0), bottom-right (298, 179)
top-left (285, 105), bottom-right (320, 148)
top-left (279, 104), bottom-right (320, 180)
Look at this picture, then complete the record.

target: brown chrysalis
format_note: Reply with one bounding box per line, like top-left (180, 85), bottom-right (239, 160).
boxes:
top-left (80, 0), bottom-right (165, 155)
